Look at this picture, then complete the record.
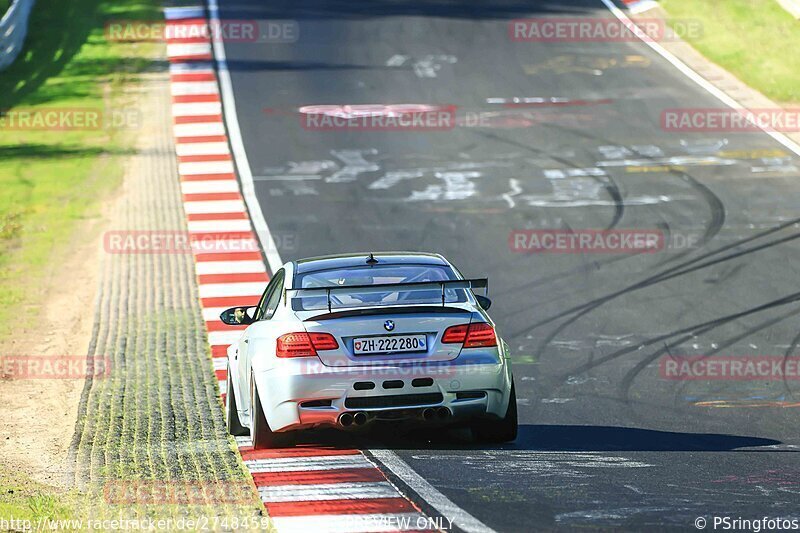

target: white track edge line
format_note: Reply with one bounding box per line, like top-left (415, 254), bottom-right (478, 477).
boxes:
top-left (207, 0), bottom-right (283, 273)
top-left (599, 0), bottom-right (800, 157)
top-left (368, 449), bottom-right (497, 533)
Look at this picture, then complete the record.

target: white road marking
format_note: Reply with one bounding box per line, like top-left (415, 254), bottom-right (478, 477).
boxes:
top-left (599, 0), bottom-right (800, 158)
top-left (369, 171), bottom-right (424, 190)
top-left (408, 171), bottom-right (479, 201)
top-left (245, 454), bottom-right (374, 473)
top-left (369, 450), bottom-right (497, 533)
top-left (544, 168), bottom-right (606, 179)
top-left (327, 149), bottom-right (380, 183)
top-left (597, 156), bottom-right (735, 167)
top-left (183, 199), bottom-right (246, 214)
top-left (502, 178), bottom-right (522, 209)
top-left (386, 54), bottom-right (409, 67)
top-left (259, 482), bottom-right (399, 503)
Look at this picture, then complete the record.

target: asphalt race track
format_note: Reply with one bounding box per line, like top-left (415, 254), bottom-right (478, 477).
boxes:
top-left (216, 0), bottom-right (800, 529)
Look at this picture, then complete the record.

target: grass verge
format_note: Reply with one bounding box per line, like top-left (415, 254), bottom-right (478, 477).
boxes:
top-left (660, 0), bottom-right (800, 104)
top-left (0, 0), bottom-right (160, 338)
top-left (0, 468), bottom-right (78, 529)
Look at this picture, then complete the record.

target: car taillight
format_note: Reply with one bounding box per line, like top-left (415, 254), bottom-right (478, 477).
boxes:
top-left (442, 323), bottom-right (497, 348)
top-left (464, 322), bottom-right (497, 348)
top-left (442, 324), bottom-right (468, 344)
top-left (309, 332), bottom-right (339, 350)
top-left (276, 332), bottom-right (339, 358)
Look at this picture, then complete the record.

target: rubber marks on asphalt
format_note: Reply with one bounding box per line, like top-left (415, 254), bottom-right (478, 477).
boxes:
top-left (163, 6), bottom-right (435, 532)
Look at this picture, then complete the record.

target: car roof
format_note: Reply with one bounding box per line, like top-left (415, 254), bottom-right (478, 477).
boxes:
top-left (292, 252), bottom-right (449, 275)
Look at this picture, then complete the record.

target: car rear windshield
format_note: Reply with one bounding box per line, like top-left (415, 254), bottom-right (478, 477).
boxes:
top-left (293, 264), bottom-right (468, 310)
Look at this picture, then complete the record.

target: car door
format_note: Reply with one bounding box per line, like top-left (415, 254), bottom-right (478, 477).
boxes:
top-left (236, 269), bottom-right (285, 415)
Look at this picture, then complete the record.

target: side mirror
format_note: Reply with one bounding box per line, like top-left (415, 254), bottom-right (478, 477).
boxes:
top-left (220, 306), bottom-right (257, 326)
top-left (475, 295), bottom-right (492, 310)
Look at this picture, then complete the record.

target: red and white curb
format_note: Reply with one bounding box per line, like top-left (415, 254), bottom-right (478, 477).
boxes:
top-left (163, 5), bottom-right (436, 532)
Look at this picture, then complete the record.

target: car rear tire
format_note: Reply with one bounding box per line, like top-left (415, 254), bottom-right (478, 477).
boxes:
top-left (472, 382), bottom-right (518, 443)
top-left (250, 373), bottom-right (292, 449)
top-left (225, 365), bottom-right (248, 437)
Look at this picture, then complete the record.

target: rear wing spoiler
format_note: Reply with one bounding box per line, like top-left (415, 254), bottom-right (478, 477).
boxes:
top-left (284, 278), bottom-right (488, 313)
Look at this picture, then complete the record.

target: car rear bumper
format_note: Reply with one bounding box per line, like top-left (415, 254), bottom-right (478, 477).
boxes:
top-left (253, 350), bottom-right (513, 432)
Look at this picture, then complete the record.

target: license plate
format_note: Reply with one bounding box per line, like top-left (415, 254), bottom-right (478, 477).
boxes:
top-left (353, 334), bottom-right (427, 355)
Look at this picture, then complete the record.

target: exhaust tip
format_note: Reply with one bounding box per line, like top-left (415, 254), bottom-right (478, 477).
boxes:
top-left (422, 408), bottom-right (436, 421)
top-left (339, 412), bottom-right (354, 427)
top-left (436, 407), bottom-right (451, 420)
top-left (353, 412), bottom-right (368, 426)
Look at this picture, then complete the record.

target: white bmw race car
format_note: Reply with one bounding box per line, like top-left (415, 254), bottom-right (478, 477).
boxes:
top-left (221, 252), bottom-right (517, 448)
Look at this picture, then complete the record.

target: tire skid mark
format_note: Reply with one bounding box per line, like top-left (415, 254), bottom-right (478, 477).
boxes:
top-left (512, 216), bottom-right (800, 339)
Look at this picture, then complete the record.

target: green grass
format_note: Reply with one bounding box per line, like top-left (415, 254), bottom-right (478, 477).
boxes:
top-left (0, 0), bottom-right (160, 337)
top-left (661, 0), bottom-right (800, 103)
top-left (0, 469), bottom-right (78, 529)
